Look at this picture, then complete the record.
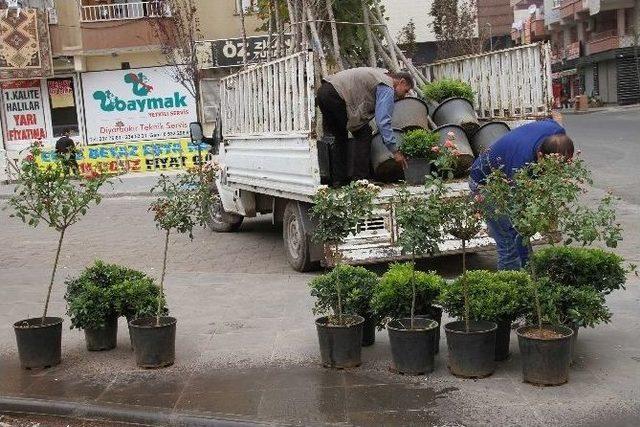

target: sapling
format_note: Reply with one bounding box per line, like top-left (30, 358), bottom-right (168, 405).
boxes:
top-left (310, 180), bottom-right (380, 325)
top-left (149, 165), bottom-right (216, 326)
top-left (481, 154), bottom-right (622, 334)
top-left (7, 142), bottom-right (109, 324)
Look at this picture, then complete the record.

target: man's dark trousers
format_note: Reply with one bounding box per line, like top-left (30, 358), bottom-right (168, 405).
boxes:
top-left (316, 82), bottom-right (372, 186)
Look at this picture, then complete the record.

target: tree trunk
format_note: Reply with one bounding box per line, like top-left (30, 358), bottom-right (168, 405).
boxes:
top-left (42, 228), bottom-right (65, 322)
top-left (274, 0), bottom-right (284, 58)
top-left (325, 0), bottom-right (343, 70)
top-left (371, 29), bottom-right (399, 72)
top-left (304, 0), bottom-right (328, 77)
top-left (373, 1), bottom-right (398, 67)
top-left (362, 0), bottom-right (377, 67)
top-left (526, 241), bottom-right (542, 331)
top-left (157, 229), bottom-right (170, 326)
top-left (239, 3), bottom-right (249, 69)
top-left (285, 0), bottom-right (298, 53)
top-left (267, 0), bottom-right (274, 61)
top-left (301, 0), bottom-right (309, 51)
top-left (410, 252), bottom-right (416, 330)
top-left (462, 239), bottom-right (470, 333)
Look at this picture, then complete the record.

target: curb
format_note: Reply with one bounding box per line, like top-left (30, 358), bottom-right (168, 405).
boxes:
top-left (0, 191), bottom-right (156, 200)
top-left (0, 395), bottom-right (281, 427)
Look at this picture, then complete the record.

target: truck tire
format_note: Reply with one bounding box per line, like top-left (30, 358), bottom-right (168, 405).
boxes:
top-left (283, 201), bottom-right (316, 272)
top-left (208, 188), bottom-right (244, 232)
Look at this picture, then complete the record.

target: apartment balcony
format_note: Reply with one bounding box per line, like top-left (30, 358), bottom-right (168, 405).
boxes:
top-left (551, 41), bottom-right (582, 64)
top-left (587, 30), bottom-right (619, 55)
top-left (530, 18), bottom-right (548, 40)
top-left (559, 0), bottom-right (587, 22)
top-left (80, 1), bottom-right (170, 22)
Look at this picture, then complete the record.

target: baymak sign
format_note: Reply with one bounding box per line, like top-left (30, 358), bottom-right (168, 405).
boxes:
top-left (82, 66), bottom-right (197, 144)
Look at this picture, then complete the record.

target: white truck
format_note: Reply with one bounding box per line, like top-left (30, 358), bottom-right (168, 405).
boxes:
top-left (205, 43), bottom-right (554, 272)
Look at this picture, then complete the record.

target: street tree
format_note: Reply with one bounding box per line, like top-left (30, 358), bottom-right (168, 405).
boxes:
top-left (430, 0), bottom-right (482, 59)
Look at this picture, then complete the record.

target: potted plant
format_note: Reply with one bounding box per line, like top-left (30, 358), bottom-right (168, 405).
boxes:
top-left (6, 142), bottom-right (108, 369)
top-left (423, 79), bottom-right (479, 134)
top-left (309, 180), bottom-right (380, 368)
top-left (439, 270), bottom-right (531, 361)
top-left (481, 154), bottom-right (623, 385)
top-left (131, 170), bottom-right (212, 368)
top-left (64, 261), bottom-right (134, 351)
top-left (438, 182), bottom-right (499, 377)
top-left (371, 263), bottom-right (444, 374)
top-left (310, 264), bottom-right (379, 347)
top-left (398, 129), bottom-right (440, 185)
top-left (374, 181), bottom-right (447, 375)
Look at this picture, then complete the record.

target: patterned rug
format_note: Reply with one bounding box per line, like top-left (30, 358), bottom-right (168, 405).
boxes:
top-left (0, 8), bottom-right (53, 80)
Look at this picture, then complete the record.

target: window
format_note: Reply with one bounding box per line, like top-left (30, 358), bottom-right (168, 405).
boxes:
top-left (236, 0), bottom-right (258, 14)
top-left (46, 78), bottom-right (79, 137)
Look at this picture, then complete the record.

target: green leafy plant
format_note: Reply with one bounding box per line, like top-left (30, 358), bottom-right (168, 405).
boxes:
top-left (113, 276), bottom-right (168, 321)
top-left (481, 154), bottom-right (623, 331)
top-left (439, 180), bottom-right (484, 332)
top-left (149, 170), bottom-right (213, 325)
top-left (533, 279), bottom-right (612, 329)
top-left (371, 263), bottom-right (444, 329)
top-left (422, 78), bottom-right (475, 103)
top-left (392, 180), bottom-right (447, 328)
top-left (310, 180), bottom-right (380, 325)
top-left (531, 246), bottom-right (628, 295)
top-left (440, 270), bottom-right (532, 324)
top-left (6, 142), bottom-right (109, 324)
top-left (309, 265), bottom-right (378, 321)
top-left (399, 129), bottom-right (440, 159)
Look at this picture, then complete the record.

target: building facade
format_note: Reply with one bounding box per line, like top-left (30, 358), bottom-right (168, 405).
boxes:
top-left (512, 0), bottom-right (640, 105)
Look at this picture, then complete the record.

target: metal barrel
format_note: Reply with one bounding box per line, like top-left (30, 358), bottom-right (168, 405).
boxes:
top-left (392, 97), bottom-right (432, 131)
top-left (432, 97), bottom-right (480, 136)
top-left (471, 121), bottom-right (510, 155)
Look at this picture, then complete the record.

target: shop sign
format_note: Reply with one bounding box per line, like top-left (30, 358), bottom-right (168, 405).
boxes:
top-left (197, 34), bottom-right (293, 69)
top-left (81, 66), bottom-right (197, 144)
top-left (36, 139), bottom-right (209, 175)
top-left (1, 80), bottom-right (47, 146)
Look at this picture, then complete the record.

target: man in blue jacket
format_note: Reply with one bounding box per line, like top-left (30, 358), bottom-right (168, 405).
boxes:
top-left (469, 119), bottom-right (574, 270)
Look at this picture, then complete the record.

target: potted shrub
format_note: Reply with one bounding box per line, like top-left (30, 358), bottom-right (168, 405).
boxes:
top-left (371, 263), bottom-right (444, 374)
top-left (6, 142), bottom-right (108, 368)
top-left (440, 270), bottom-right (531, 361)
top-left (398, 129), bottom-right (440, 185)
top-left (374, 181), bottom-right (447, 375)
top-left (64, 261), bottom-right (134, 351)
top-left (131, 170), bottom-right (212, 368)
top-left (481, 154), bottom-right (623, 385)
top-left (423, 79), bottom-right (479, 134)
top-left (310, 180), bottom-right (380, 368)
top-left (310, 264), bottom-right (379, 347)
top-left (439, 183), bottom-right (499, 377)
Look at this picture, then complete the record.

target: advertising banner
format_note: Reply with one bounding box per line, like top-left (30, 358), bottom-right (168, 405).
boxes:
top-left (1, 80), bottom-right (47, 146)
top-left (81, 66), bottom-right (197, 144)
top-left (37, 139), bottom-right (209, 175)
top-left (197, 34), bottom-right (292, 69)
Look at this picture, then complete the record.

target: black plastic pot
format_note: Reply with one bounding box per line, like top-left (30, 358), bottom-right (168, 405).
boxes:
top-left (433, 124), bottom-right (475, 177)
top-left (431, 97), bottom-right (480, 136)
top-left (392, 97), bottom-right (431, 130)
top-left (516, 324), bottom-right (573, 386)
top-left (14, 317), bottom-right (63, 369)
top-left (316, 315), bottom-right (364, 368)
top-left (362, 315), bottom-right (376, 347)
top-left (129, 317), bottom-right (177, 369)
top-left (495, 320), bottom-right (512, 361)
top-left (567, 322), bottom-right (579, 365)
top-left (84, 317), bottom-right (118, 351)
top-left (420, 305), bottom-right (443, 354)
top-left (445, 320), bottom-right (497, 378)
top-left (470, 121), bottom-right (510, 155)
top-left (371, 131), bottom-right (404, 182)
top-left (404, 158), bottom-right (431, 185)
top-left (387, 318), bottom-right (438, 375)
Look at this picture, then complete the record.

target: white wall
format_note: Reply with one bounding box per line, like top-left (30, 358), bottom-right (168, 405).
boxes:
top-left (381, 0), bottom-right (437, 43)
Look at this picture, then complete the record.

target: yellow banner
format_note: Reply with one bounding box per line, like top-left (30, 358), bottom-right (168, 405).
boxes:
top-left (37, 139), bottom-right (210, 175)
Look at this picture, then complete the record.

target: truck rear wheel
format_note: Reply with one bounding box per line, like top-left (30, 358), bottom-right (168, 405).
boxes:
top-left (208, 189), bottom-right (244, 232)
top-left (283, 202), bottom-right (315, 272)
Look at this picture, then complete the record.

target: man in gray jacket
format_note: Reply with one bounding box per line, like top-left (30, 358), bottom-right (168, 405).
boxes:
top-left (316, 68), bottom-right (413, 186)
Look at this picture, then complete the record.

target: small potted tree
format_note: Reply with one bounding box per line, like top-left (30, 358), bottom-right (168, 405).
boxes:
top-left (131, 169), bottom-right (212, 368)
top-left (423, 78), bottom-right (479, 134)
top-left (439, 186), bottom-right (500, 377)
top-left (398, 129), bottom-right (440, 185)
top-left (375, 181), bottom-right (447, 375)
top-left (310, 180), bottom-right (380, 368)
top-left (371, 263), bottom-right (444, 374)
top-left (439, 270), bottom-right (531, 361)
top-left (309, 265), bottom-right (379, 347)
top-left (7, 143), bottom-right (108, 369)
top-left (481, 154), bottom-right (623, 385)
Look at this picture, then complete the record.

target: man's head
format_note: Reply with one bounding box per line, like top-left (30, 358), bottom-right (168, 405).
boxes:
top-left (387, 71), bottom-right (414, 99)
top-left (536, 134), bottom-right (575, 161)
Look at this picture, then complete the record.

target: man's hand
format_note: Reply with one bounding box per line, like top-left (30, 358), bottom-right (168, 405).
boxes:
top-left (393, 151), bottom-right (408, 169)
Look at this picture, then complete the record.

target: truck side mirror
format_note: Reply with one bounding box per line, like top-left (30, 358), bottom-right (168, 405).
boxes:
top-left (189, 122), bottom-right (204, 143)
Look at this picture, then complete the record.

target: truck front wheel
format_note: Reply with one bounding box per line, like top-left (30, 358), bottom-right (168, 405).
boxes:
top-left (208, 189), bottom-right (244, 232)
top-left (283, 202), bottom-right (315, 272)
